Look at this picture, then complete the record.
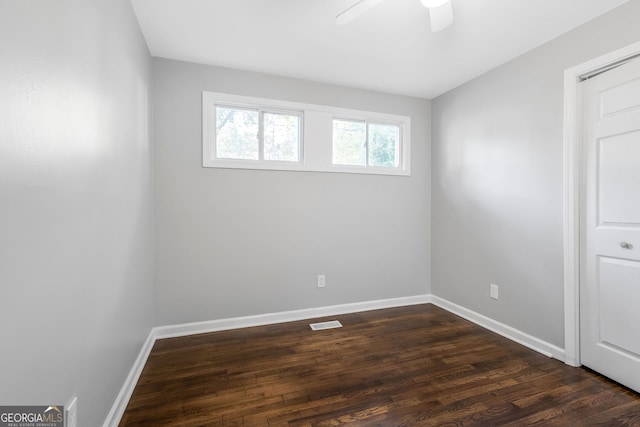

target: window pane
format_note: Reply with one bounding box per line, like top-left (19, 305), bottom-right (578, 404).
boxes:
top-left (215, 106), bottom-right (259, 160)
top-left (264, 112), bottom-right (300, 161)
top-left (333, 119), bottom-right (366, 166)
top-left (368, 123), bottom-right (400, 167)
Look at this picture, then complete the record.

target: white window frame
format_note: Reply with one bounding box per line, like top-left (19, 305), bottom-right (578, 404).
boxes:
top-left (203, 91), bottom-right (411, 176)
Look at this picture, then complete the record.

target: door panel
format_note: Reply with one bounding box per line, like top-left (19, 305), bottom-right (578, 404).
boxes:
top-left (599, 257), bottom-right (640, 356)
top-left (599, 77), bottom-right (640, 118)
top-left (598, 131), bottom-right (640, 224)
top-left (581, 57), bottom-right (640, 393)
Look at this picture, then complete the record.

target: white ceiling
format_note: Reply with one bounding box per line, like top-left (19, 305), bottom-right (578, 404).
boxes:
top-left (130, 0), bottom-right (628, 99)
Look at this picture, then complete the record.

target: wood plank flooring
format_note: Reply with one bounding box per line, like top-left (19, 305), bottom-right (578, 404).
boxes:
top-left (119, 304), bottom-right (640, 426)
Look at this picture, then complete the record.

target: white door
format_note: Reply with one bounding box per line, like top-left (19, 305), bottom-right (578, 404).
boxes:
top-left (580, 56), bottom-right (640, 393)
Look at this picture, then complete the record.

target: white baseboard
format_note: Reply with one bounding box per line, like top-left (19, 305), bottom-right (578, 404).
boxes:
top-left (430, 295), bottom-right (566, 361)
top-left (154, 295), bottom-right (431, 339)
top-left (102, 330), bottom-right (156, 427)
top-left (104, 293), bottom-right (567, 426)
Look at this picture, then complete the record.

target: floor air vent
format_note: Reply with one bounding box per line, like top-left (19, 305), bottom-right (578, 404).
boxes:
top-left (309, 320), bottom-right (343, 331)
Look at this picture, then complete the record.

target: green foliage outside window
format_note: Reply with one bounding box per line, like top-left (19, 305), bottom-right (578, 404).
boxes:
top-left (216, 107), bottom-right (300, 162)
top-left (368, 123), bottom-right (399, 167)
top-left (216, 107), bottom-right (259, 160)
top-left (333, 119), bottom-right (399, 167)
top-left (333, 120), bottom-right (366, 166)
top-left (264, 112), bottom-right (300, 162)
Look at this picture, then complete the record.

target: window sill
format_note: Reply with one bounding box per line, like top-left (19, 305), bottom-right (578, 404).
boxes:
top-left (203, 160), bottom-right (410, 177)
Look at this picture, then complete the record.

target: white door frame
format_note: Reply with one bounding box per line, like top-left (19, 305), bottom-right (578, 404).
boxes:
top-left (563, 40), bottom-right (640, 367)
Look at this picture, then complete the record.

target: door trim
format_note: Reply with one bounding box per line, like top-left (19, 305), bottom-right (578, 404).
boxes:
top-left (563, 40), bottom-right (640, 367)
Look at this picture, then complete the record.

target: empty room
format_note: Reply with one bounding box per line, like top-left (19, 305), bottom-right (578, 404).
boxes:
top-left (2, 0), bottom-right (640, 425)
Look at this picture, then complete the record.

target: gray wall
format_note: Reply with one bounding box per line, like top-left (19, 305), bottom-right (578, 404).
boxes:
top-left (431, 0), bottom-right (640, 348)
top-left (0, 0), bottom-right (154, 425)
top-left (153, 58), bottom-right (431, 325)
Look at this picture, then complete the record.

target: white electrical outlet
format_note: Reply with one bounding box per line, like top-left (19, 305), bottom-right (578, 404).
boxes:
top-left (65, 396), bottom-right (77, 427)
top-left (490, 283), bottom-right (499, 300)
top-left (317, 274), bottom-right (326, 288)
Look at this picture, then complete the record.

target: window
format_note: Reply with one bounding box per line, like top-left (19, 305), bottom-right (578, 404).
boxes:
top-left (215, 106), bottom-right (259, 160)
top-left (213, 105), bottom-right (301, 162)
top-left (263, 111), bottom-right (301, 162)
top-left (332, 119), bottom-right (400, 168)
top-left (368, 123), bottom-right (400, 168)
top-left (333, 120), bottom-right (366, 166)
top-left (203, 91), bottom-right (410, 176)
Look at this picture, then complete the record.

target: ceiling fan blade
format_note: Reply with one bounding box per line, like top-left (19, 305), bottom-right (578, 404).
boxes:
top-left (336, 0), bottom-right (385, 25)
top-left (429, 0), bottom-right (453, 32)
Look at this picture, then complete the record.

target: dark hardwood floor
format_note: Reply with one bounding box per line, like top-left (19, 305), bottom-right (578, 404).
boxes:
top-left (119, 304), bottom-right (640, 426)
